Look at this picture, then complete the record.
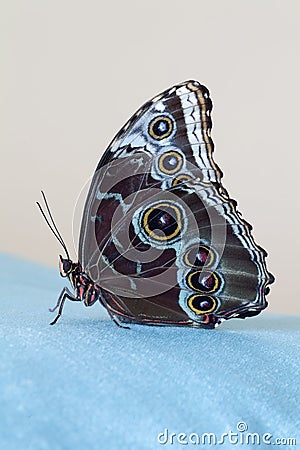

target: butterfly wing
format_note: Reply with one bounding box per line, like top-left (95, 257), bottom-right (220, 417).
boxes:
top-left (79, 80), bottom-right (274, 328)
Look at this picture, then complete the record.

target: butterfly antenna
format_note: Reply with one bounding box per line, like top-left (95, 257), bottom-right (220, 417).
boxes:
top-left (36, 191), bottom-right (70, 260)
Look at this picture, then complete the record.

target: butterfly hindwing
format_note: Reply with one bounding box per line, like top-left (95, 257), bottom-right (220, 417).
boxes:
top-left (79, 80), bottom-right (273, 328)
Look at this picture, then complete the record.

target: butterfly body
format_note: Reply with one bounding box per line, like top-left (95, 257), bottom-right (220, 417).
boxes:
top-left (40, 80), bottom-right (274, 329)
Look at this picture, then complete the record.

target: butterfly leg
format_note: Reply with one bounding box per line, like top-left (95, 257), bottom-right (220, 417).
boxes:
top-left (49, 287), bottom-right (80, 325)
top-left (101, 297), bottom-right (131, 329)
top-left (109, 312), bottom-right (131, 329)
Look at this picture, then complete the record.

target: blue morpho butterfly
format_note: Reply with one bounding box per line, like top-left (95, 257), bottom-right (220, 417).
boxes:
top-left (37, 80), bottom-right (274, 329)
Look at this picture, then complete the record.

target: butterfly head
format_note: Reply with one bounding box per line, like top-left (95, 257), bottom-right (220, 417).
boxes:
top-left (59, 255), bottom-right (82, 279)
top-left (59, 255), bottom-right (74, 277)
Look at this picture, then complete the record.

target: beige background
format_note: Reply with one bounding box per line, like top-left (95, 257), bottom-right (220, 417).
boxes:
top-left (1, 0), bottom-right (299, 314)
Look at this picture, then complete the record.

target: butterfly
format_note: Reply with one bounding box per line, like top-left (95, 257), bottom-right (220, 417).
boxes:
top-left (37, 80), bottom-right (274, 329)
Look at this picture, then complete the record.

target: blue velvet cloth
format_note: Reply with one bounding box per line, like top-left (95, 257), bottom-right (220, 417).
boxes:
top-left (0, 254), bottom-right (299, 449)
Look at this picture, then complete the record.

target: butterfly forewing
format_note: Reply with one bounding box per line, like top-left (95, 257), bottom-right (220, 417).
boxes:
top-left (79, 80), bottom-right (274, 328)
